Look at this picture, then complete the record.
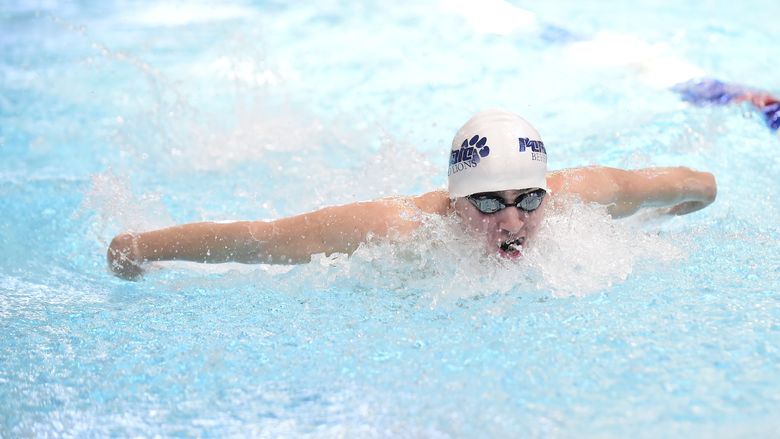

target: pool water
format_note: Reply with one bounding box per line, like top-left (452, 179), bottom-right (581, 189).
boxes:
top-left (2, 1), bottom-right (780, 437)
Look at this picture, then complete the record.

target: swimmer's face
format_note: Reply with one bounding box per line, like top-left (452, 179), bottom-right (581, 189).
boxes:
top-left (451, 189), bottom-right (546, 259)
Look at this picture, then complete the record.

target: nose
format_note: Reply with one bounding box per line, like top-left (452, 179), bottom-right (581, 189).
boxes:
top-left (496, 208), bottom-right (526, 234)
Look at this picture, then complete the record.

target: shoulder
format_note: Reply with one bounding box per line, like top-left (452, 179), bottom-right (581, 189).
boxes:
top-left (410, 190), bottom-right (451, 215)
top-left (368, 190), bottom-right (450, 216)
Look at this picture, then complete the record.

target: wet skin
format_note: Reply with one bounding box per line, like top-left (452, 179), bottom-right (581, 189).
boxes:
top-left (450, 189), bottom-right (546, 258)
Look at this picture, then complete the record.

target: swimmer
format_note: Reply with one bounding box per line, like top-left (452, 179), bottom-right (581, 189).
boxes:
top-left (673, 78), bottom-right (780, 131)
top-left (107, 109), bottom-right (717, 280)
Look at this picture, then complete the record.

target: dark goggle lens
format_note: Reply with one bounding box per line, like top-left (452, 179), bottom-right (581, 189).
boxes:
top-left (517, 190), bottom-right (544, 211)
top-left (474, 198), bottom-right (503, 213)
top-left (468, 190), bottom-right (545, 214)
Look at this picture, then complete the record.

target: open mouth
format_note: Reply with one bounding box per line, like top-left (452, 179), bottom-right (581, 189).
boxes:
top-left (498, 238), bottom-right (524, 257)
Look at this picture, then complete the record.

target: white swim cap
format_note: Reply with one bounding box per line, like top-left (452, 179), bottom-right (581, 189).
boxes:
top-left (447, 109), bottom-right (548, 198)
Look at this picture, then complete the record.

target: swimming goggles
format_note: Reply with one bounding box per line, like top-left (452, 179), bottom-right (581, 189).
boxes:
top-left (466, 189), bottom-right (546, 214)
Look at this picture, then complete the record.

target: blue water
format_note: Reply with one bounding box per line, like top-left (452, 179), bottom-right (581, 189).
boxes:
top-left (2, 1), bottom-right (780, 437)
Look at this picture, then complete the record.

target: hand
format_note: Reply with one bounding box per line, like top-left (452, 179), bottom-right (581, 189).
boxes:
top-left (745, 92), bottom-right (778, 108)
top-left (668, 171), bottom-right (717, 215)
top-left (667, 200), bottom-right (707, 215)
top-left (107, 233), bottom-right (144, 280)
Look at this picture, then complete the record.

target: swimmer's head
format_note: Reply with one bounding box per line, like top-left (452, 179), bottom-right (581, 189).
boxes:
top-left (447, 110), bottom-right (549, 258)
top-left (447, 109), bottom-right (548, 198)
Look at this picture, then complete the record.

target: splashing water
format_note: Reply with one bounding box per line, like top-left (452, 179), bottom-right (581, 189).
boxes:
top-left (119, 196), bottom-right (686, 305)
top-left (525, 198), bottom-right (685, 296)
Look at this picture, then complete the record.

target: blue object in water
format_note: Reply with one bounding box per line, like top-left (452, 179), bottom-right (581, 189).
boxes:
top-left (674, 78), bottom-right (779, 131)
top-left (762, 101), bottom-right (780, 130)
top-left (672, 78), bottom-right (748, 105)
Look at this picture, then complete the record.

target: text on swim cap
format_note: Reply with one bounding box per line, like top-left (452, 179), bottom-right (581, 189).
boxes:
top-left (519, 137), bottom-right (547, 163)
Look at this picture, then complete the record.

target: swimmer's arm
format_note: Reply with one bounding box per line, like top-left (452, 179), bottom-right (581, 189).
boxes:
top-left (551, 166), bottom-right (717, 218)
top-left (107, 192), bottom-right (449, 280)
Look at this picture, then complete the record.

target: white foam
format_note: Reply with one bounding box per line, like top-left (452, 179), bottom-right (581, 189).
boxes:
top-left (440, 0), bottom-right (539, 35)
top-left (524, 197), bottom-right (686, 296)
top-left (208, 57), bottom-right (281, 87)
top-left (564, 32), bottom-right (704, 87)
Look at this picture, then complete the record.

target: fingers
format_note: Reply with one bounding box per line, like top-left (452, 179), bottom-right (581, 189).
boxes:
top-left (107, 233), bottom-right (144, 280)
top-left (667, 200), bottom-right (706, 216)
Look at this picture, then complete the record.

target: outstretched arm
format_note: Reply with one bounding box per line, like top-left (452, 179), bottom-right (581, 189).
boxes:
top-left (549, 166), bottom-right (717, 218)
top-left (107, 192), bottom-right (449, 280)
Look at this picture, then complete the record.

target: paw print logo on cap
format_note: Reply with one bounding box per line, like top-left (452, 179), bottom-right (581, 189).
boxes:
top-left (463, 135), bottom-right (490, 158)
top-left (450, 134), bottom-right (491, 168)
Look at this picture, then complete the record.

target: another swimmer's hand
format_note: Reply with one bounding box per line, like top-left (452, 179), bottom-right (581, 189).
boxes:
top-left (107, 233), bottom-right (144, 280)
